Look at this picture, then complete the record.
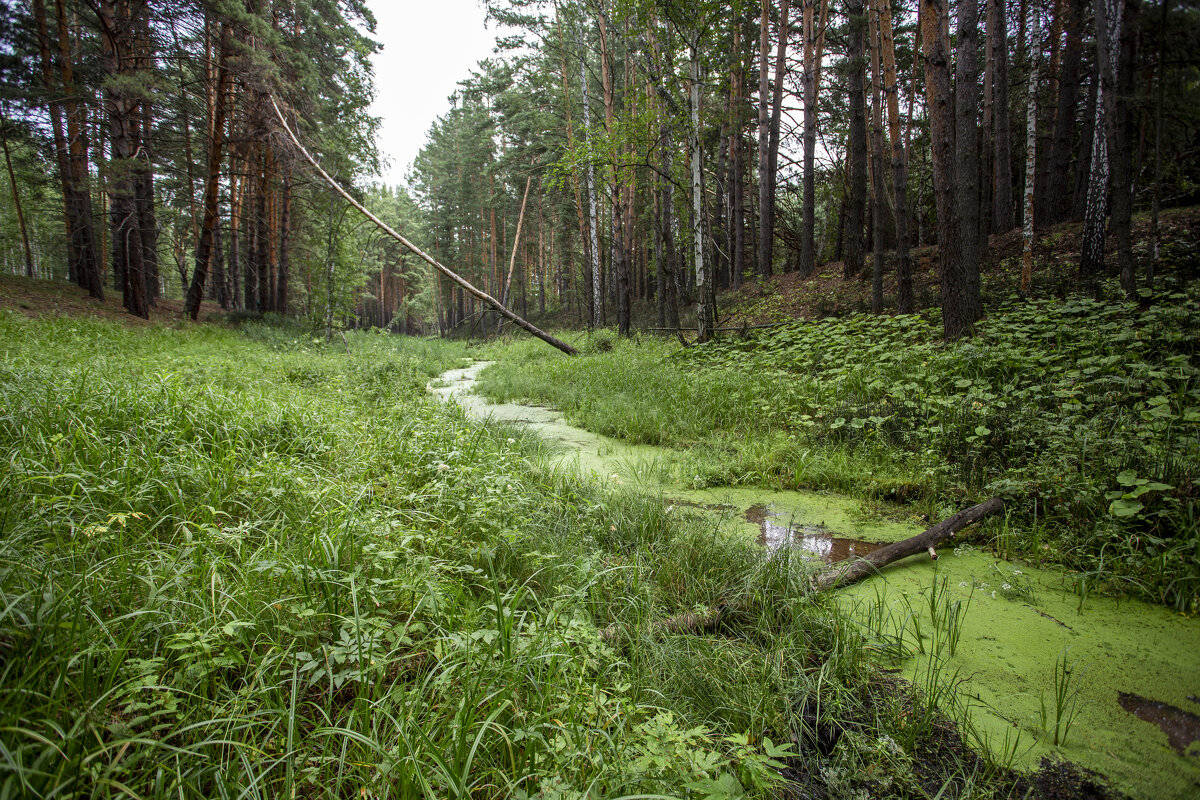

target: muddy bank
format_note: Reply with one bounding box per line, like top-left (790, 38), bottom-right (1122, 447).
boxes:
top-left (431, 361), bottom-right (1200, 799)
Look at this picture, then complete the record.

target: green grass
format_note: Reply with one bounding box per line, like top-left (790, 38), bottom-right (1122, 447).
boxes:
top-left (0, 312), bottom-right (1040, 798)
top-left (477, 288), bottom-right (1200, 612)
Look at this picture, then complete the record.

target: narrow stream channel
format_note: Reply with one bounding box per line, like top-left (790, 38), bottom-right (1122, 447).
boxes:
top-left (431, 361), bottom-right (1200, 799)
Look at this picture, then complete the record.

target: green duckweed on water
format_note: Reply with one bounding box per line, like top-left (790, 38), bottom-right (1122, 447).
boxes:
top-left (443, 360), bottom-right (1200, 800)
top-left (838, 549), bottom-right (1200, 800)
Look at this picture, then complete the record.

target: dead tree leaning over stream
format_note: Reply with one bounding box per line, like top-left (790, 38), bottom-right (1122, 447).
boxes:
top-left (270, 97), bottom-right (578, 356)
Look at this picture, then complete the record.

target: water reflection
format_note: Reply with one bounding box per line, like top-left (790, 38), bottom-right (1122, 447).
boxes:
top-left (745, 504), bottom-right (882, 563)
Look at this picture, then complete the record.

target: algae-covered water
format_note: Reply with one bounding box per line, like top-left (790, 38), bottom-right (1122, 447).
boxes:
top-left (431, 361), bottom-right (1200, 799)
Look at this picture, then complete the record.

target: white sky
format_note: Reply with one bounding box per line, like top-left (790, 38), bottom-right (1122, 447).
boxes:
top-left (366, 1), bottom-right (500, 186)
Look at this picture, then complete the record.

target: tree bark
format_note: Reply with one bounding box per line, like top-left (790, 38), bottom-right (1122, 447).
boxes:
top-left (690, 42), bottom-right (714, 342)
top-left (845, 0), bottom-right (869, 280)
top-left (185, 24), bottom-right (231, 320)
top-left (800, 0), bottom-right (828, 278)
top-left (0, 106), bottom-right (34, 277)
top-left (922, 0), bottom-right (969, 339)
top-left (757, 0), bottom-right (790, 279)
top-left (1043, 0), bottom-right (1086, 224)
top-left (1112, 0), bottom-right (1141, 298)
top-left (34, 0), bottom-right (103, 297)
top-left (989, 0), bottom-right (1015, 233)
top-left (1022, 1), bottom-right (1041, 295)
top-left (1079, 0), bottom-right (1123, 284)
top-left (877, 0), bottom-right (913, 312)
top-left (955, 0), bottom-right (983, 326)
top-left (868, 0), bottom-right (887, 311)
top-left (1147, 0), bottom-right (1169, 288)
top-left (815, 499), bottom-right (1005, 590)
top-left (96, 0), bottom-right (150, 318)
top-left (579, 27), bottom-right (602, 331)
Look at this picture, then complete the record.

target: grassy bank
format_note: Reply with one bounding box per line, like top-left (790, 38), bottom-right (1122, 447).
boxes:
top-left (477, 289), bottom-right (1200, 612)
top-left (0, 312), bottom-right (1068, 798)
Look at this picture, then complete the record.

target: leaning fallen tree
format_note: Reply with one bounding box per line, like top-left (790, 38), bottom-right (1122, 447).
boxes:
top-left (813, 497), bottom-right (1005, 591)
top-left (270, 98), bottom-right (578, 357)
top-left (603, 498), bottom-right (1005, 642)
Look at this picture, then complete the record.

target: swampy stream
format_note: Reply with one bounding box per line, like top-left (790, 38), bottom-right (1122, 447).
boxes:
top-left (432, 361), bottom-right (1200, 799)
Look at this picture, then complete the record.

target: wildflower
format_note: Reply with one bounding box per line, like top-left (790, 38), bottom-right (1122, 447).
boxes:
top-left (507, 437), bottom-right (516, 444)
top-left (1002, 583), bottom-right (1013, 591)
top-left (436, 463), bottom-right (450, 472)
top-left (991, 591), bottom-right (997, 599)
top-left (1012, 569), bottom-right (1022, 576)
top-left (958, 581), bottom-right (968, 588)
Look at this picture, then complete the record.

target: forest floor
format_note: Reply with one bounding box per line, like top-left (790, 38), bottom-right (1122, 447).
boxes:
top-left (0, 271), bottom-right (223, 324)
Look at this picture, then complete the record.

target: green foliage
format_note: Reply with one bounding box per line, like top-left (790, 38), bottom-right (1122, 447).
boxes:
top-left (480, 290), bottom-right (1200, 611)
top-left (0, 311), bottom-right (1050, 797)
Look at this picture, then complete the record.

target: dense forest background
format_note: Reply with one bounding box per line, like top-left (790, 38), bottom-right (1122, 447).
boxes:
top-left (0, 0), bottom-right (1198, 339)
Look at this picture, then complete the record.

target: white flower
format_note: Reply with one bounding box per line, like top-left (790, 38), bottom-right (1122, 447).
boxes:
top-left (1002, 583), bottom-right (1012, 591)
top-left (506, 437), bottom-right (516, 444)
top-left (958, 582), bottom-right (968, 588)
top-left (436, 463), bottom-right (449, 472)
top-left (1012, 569), bottom-right (1022, 576)
top-left (991, 591), bottom-right (997, 599)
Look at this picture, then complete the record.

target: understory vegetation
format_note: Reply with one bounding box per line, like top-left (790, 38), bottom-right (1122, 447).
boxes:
top-left (479, 286), bottom-right (1200, 613)
top-left (0, 312), bottom-right (1057, 798)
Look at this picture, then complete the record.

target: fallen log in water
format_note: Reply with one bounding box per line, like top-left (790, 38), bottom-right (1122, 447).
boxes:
top-left (813, 497), bottom-right (1005, 591)
top-left (602, 498), bottom-right (1005, 642)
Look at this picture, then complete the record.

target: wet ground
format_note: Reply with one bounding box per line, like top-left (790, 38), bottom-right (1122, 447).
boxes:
top-left (431, 361), bottom-right (1200, 799)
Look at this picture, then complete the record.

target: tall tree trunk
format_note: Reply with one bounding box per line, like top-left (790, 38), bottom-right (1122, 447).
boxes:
top-left (555, 2), bottom-right (592, 322)
top-left (691, 42), bottom-right (714, 341)
top-left (1072, 70), bottom-right (1097, 219)
top-left (278, 164), bottom-right (291, 314)
top-left (757, 0), bottom-right (791, 279)
top-left (185, 24), bottom-right (231, 320)
top-left (955, 0), bottom-right (983, 325)
top-left (922, 0), bottom-right (969, 339)
top-left (729, 19), bottom-right (747, 289)
top-left (1022, 0), bottom-right (1041, 295)
top-left (845, 0), bottom-right (869, 280)
top-left (136, 48), bottom-right (158, 306)
top-left (0, 106), bottom-right (34, 277)
top-left (97, 0), bottom-right (150, 318)
top-left (1079, 0), bottom-right (1123, 284)
top-left (800, 0), bottom-right (828, 278)
top-left (34, 0), bottom-right (103, 297)
top-left (597, 2), bottom-right (630, 334)
top-left (1043, 0), bottom-right (1086, 224)
top-left (1147, 0), bottom-right (1168, 289)
top-left (580, 30), bottom-right (602, 330)
top-left (56, 0), bottom-right (105, 298)
top-left (1112, 0), bottom-right (1141, 297)
top-left (990, 0), bottom-right (1015, 233)
top-left (868, 0), bottom-right (887, 310)
top-left (877, 0), bottom-right (913, 312)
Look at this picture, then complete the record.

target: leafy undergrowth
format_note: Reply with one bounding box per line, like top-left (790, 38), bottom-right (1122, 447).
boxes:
top-left (0, 312), bottom-right (1071, 798)
top-left (479, 287), bottom-right (1200, 612)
